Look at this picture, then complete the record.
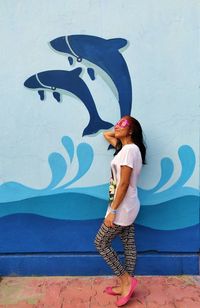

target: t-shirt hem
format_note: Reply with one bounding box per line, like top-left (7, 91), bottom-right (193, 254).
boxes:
top-left (114, 221), bottom-right (134, 226)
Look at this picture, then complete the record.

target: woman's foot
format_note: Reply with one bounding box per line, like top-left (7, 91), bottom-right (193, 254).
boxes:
top-left (112, 285), bottom-right (123, 294)
top-left (104, 285), bottom-right (122, 295)
top-left (116, 277), bottom-right (138, 307)
top-left (120, 276), bottom-right (132, 296)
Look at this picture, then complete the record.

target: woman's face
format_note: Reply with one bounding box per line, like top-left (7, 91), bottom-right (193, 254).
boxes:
top-left (114, 117), bottom-right (132, 139)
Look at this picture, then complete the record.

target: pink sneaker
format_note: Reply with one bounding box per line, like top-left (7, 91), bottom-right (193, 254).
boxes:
top-left (104, 286), bottom-right (121, 296)
top-left (116, 277), bottom-right (138, 307)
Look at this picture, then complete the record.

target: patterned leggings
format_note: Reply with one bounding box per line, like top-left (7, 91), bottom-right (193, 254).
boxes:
top-left (94, 222), bottom-right (137, 277)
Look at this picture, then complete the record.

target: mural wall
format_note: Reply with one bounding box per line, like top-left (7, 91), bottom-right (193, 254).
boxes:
top-left (0, 0), bottom-right (199, 275)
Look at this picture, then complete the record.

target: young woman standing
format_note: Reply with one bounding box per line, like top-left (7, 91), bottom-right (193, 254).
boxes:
top-left (94, 115), bottom-right (146, 307)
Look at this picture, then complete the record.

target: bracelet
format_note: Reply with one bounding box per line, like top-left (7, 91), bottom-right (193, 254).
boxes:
top-left (109, 206), bottom-right (118, 214)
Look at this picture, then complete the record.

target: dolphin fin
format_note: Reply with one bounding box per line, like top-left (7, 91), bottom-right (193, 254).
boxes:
top-left (53, 92), bottom-right (61, 102)
top-left (108, 38), bottom-right (127, 50)
top-left (82, 119), bottom-right (113, 136)
top-left (38, 90), bottom-right (45, 100)
top-left (68, 56), bottom-right (73, 66)
top-left (87, 68), bottom-right (95, 81)
top-left (108, 144), bottom-right (115, 150)
top-left (72, 67), bottom-right (82, 76)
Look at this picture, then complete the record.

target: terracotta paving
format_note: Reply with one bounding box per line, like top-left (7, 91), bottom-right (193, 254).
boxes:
top-left (0, 276), bottom-right (200, 307)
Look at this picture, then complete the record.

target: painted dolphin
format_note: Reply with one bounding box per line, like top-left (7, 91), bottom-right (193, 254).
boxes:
top-left (49, 35), bottom-right (132, 117)
top-left (24, 68), bottom-right (113, 136)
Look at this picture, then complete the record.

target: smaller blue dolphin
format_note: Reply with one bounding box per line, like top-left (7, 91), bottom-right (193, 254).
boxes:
top-left (24, 68), bottom-right (113, 136)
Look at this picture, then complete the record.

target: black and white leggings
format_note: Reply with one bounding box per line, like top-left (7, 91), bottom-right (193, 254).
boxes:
top-left (94, 222), bottom-right (137, 277)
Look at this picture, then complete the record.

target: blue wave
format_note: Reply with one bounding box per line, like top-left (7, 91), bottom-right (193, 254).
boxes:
top-left (0, 214), bottom-right (198, 253)
top-left (0, 193), bottom-right (199, 230)
top-left (0, 136), bottom-right (95, 203)
top-left (0, 180), bottom-right (198, 205)
top-left (0, 144), bottom-right (199, 206)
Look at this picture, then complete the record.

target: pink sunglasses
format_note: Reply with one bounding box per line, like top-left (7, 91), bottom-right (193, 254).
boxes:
top-left (114, 119), bottom-right (131, 129)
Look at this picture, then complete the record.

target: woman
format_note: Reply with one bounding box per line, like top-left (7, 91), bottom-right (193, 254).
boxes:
top-left (94, 115), bottom-right (146, 307)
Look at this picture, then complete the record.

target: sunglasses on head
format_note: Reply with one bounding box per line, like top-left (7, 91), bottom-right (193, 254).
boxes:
top-left (114, 119), bottom-right (131, 129)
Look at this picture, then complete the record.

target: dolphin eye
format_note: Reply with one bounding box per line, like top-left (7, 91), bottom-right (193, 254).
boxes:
top-left (51, 86), bottom-right (56, 90)
top-left (77, 57), bottom-right (82, 62)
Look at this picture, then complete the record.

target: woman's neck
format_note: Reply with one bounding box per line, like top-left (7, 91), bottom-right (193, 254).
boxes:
top-left (120, 136), bottom-right (133, 146)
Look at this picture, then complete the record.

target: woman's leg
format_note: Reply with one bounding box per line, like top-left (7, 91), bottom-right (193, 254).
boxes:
top-left (94, 222), bottom-right (126, 277)
top-left (116, 224), bottom-right (137, 297)
top-left (119, 223), bottom-right (137, 276)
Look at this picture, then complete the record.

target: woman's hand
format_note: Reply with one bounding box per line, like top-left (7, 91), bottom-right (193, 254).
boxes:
top-left (104, 213), bottom-right (116, 228)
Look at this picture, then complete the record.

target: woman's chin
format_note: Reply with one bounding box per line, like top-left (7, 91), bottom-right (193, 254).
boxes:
top-left (114, 132), bottom-right (121, 138)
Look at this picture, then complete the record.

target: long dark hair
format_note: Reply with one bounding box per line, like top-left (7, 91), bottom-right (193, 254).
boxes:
top-left (114, 116), bottom-right (146, 164)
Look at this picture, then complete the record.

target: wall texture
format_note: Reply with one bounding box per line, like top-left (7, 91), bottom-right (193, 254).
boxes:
top-left (0, 0), bottom-right (199, 275)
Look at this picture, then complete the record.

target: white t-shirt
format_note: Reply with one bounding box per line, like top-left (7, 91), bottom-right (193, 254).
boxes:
top-left (105, 143), bottom-right (142, 226)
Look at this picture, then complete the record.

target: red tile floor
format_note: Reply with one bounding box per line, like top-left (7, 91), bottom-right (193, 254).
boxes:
top-left (0, 276), bottom-right (200, 307)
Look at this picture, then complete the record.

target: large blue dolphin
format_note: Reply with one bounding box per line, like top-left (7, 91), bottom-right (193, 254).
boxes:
top-left (24, 68), bottom-right (113, 136)
top-left (49, 35), bottom-right (132, 117)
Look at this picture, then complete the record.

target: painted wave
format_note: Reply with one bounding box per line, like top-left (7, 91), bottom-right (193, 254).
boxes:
top-left (0, 192), bottom-right (199, 230)
top-left (0, 143), bottom-right (199, 206)
top-left (0, 214), bottom-right (198, 253)
top-left (0, 140), bottom-right (199, 231)
top-left (0, 136), bottom-right (95, 203)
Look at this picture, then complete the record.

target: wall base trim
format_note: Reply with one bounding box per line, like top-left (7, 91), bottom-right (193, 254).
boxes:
top-left (0, 253), bottom-right (199, 276)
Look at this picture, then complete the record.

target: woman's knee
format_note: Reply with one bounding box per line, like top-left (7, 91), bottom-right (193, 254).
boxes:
top-left (94, 236), bottom-right (99, 249)
top-left (94, 235), bottom-right (103, 250)
top-left (94, 234), bottom-right (107, 252)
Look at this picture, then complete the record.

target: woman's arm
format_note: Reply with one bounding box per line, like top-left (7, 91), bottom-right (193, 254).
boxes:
top-left (103, 131), bottom-right (118, 147)
top-left (104, 165), bottom-right (132, 227)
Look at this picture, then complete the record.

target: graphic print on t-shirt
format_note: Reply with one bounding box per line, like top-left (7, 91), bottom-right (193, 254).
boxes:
top-left (109, 166), bottom-right (117, 204)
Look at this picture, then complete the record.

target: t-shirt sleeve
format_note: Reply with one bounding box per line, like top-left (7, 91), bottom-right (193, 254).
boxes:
top-left (120, 146), bottom-right (137, 169)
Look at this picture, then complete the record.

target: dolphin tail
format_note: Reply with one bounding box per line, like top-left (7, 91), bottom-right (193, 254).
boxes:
top-left (83, 118), bottom-right (113, 136)
top-left (108, 144), bottom-right (115, 150)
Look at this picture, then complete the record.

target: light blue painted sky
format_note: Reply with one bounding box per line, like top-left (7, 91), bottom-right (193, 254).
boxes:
top-left (0, 0), bottom-right (199, 190)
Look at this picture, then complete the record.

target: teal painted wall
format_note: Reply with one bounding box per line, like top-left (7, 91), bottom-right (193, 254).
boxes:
top-left (0, 0), bottom-right (199, 275)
